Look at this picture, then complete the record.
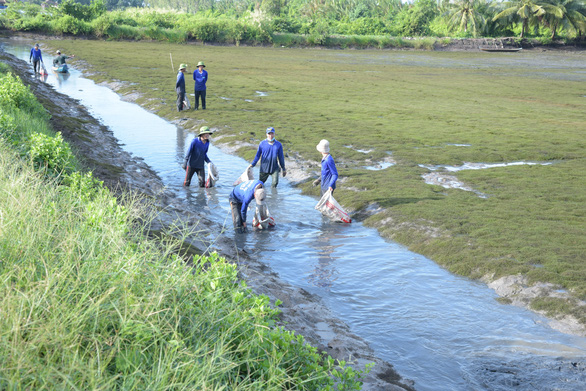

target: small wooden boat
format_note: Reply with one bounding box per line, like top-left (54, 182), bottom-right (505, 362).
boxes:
top-left (52, 64), bottom-right (69, 73)
top-left (479, 46), bottom-right (522, 52)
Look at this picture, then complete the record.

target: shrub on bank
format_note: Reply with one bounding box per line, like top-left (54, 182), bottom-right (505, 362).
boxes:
top-left (0, 63), bottom-right (369, 390)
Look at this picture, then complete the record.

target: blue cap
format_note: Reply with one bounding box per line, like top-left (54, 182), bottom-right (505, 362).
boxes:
top-left (266, 127), bottom-right (275, 134)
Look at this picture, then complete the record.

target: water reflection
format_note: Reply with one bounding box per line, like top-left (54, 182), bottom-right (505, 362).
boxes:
top-left (307, 226), bottom-right (341, 289)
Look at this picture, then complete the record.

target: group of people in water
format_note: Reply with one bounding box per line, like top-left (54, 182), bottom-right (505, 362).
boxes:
top-left (183, 124), bottom-right (338, 233)
top-left (29, 43), bottom-right (74, 74)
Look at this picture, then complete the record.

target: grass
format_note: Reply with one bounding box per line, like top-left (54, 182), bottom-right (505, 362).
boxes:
top-left (0, 59), bottom-right (368, 390)
top-left (32, 38), bottom-right (586, 323)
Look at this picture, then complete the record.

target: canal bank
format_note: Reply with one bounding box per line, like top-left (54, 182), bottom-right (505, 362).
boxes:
top-left (2, 40), bottom-right (585, 390)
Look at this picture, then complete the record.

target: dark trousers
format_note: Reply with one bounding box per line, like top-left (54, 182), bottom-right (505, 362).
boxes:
top-left (259, 170), bottom-right (280, 188)
top-left (194, 90), bottom-right (206, 109)
top-left (230, 200), bottom-right (246, 233)
top-left (32, 59), bottom-right (40, 73)
top-left (184, 166), bottom-right (205, 187)
top-left (177, 90), bottom-right (185, 112)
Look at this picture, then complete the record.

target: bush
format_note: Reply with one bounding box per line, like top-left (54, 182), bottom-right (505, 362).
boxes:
top-left (0, 73), bottom-right (48, 119)
top-left (51, 14), bottom-right (93, 35)
top-left (28, 132), bottom-right (76, 174)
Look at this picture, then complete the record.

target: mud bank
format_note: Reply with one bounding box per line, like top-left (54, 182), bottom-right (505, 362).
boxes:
top-left (0, 50), bottom-right (415, 390)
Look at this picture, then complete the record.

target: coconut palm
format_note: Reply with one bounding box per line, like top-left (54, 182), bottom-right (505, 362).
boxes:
top-left (493, 0), bottom-right (547, 37)
top-left (539, 0), bottom-right (586, 38)
top-left (444, 0), bottom-right (488, 36)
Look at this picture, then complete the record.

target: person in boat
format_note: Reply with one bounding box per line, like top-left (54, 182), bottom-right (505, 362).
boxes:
top-left (183, 126), bottom-right (213, 187)
top-left (248, 127), bottom-right (286, 188)
top-left (29, 43), bottom-right (43, 74)
top-left (313, 139), bottom-right (338, 195)
top-left (192, 61), bottom-right (208, 110)
top-left (229, 179), bottom-right (265, 233)
top-left (176, 63), bottom-right (188, 112)
top-left (53, 50), bottom-right (74, 68)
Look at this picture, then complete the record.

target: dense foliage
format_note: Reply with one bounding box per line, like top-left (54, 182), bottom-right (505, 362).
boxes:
top-left (0, 61), bottom-right (370, 390)
top-left (2, 0), bottom-right (585, 42)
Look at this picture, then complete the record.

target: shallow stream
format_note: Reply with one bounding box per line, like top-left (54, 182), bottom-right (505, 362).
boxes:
top-left (3, 41), bottom-right (586, 390)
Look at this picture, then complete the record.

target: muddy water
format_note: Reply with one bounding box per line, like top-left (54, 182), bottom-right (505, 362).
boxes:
top-left (4, 41), bottom-right (586, 390)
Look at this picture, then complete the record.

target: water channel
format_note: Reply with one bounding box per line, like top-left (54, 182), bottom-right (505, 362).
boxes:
top-left (3, 40), bottom-right (585, 390)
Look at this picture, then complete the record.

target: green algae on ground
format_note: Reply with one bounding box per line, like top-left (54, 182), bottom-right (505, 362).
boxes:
top-left (41, 38), bottom-right (586, 323)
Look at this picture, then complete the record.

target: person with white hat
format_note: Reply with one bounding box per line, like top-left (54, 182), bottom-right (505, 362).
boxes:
top-left (228, 179), bottom-right (266, 233)
top-left (176, 63), bottom-right (188, 112)
top-left (193, 61), bottom-right (208, 110)
top-left (314, 139), bottom-right (338, 195)
top-left (249, 126), bottom-right (286, 188)
top-left (183, 126), bottom-right (213, 187)
top-left (53, 50), bottom-right (74, 67)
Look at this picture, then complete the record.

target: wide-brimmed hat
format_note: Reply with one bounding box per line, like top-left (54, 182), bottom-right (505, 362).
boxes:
top-left (316, 139), bottom-right (330, 153)
top-left (266, 127), bottom-right (275, 134)
top-left (254, 188), bottom-right (266, 205)
top-left (179, 63), bottom-right (188, 70)
top-left (197, 61), bottom-right (205, 67)
top-left (198, 126), bottom-right (213, 136)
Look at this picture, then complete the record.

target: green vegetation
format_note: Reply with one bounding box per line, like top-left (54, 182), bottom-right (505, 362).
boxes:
top-left (0, 61), bottom-right (368, 389)
top-left (45, 38), bottom-right (586, 323)
top-left (1, 0), bottom-right (585, 46)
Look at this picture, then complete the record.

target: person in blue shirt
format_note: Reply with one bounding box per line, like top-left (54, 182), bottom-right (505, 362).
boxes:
top-left (176, 63), bottom-right (188, 112)
top-left (229, 179), bottom-right (265, 233)
top-left (249, 127), bottom-right (286, 188)
top-left (314, 139), bottom-right (338, 195)
top-left (183, 126), bottom-right (213, 187)
top-left (193, 61), bottom-right (208, 110)
top-left (29, 43), bottom-right (43, 74)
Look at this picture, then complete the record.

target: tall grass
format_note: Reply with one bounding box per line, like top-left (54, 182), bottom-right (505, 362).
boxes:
top-left (0, 63), bottom-right (368, 389)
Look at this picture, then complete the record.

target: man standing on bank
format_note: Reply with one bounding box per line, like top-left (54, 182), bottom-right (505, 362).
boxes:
top-left (229, 179), bottom-right (266, 233)
top-left (176, 63), bottom-right (188, 112)
top-left (183, 126), bottom-right (213, 187)
top-left (249, 127), bottom-right (286, 188)
top-left (193, 61), bottom-right (208, 110)
top-left (29, 43), bottom-right (43, 74)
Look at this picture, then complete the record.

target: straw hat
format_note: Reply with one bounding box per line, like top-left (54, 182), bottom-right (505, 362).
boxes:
top-left (316, 139), bottom-right (330, 153)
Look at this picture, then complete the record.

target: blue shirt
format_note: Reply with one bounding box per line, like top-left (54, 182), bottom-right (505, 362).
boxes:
top-left (251, 140), bottom-right (285, 174)
top-left (229, 179), bottom-right (264, 222)
top-left (30, 48), bottom-right (43, 62)
top-left (176, 71), bottom-right (185, 93)
top-left (321, 154), bottom-right (338, 193)
top-left (193, 69), bottom-right (208, 91)
top-left (185, 137), bottom-right (210, 169)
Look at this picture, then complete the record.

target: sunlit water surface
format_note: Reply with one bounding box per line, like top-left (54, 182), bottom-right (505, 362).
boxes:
top-left (4, 40), bottom-right (585, 390)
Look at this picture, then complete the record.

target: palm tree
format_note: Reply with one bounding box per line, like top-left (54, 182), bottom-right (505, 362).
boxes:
top-left (444, 0), bottom-right (488, 36)
top-left (538, 0), bottom-right (586, 39)
top-left (493, 0), bottom-right (547, 37)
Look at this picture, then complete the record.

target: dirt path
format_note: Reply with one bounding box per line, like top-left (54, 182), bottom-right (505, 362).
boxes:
top-left (0, 50), bottom-right (416, 391)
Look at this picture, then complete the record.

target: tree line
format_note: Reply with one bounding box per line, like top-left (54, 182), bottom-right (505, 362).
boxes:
top-left (4, 0), bottom-right (586, 41)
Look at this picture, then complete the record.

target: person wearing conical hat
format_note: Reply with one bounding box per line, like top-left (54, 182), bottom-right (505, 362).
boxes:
top-left (176, 63), bottom-right (188, 112)
top-left (183, 126), bottom-right (214, 187)
top-left (313, 139), bottom-right (338, 195)
top-left (193, 61), bottom-right (208, 110)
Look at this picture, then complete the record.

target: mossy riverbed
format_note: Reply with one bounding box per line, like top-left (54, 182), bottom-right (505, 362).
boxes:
top-left (23, 36), bottom-right (586, 329)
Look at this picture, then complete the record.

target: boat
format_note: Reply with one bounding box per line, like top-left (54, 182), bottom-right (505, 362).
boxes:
top-left (479, 46), bottom-right (522, 52)
top-left (52, 64), bottom-right (69, 73)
